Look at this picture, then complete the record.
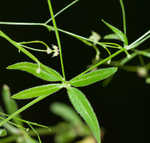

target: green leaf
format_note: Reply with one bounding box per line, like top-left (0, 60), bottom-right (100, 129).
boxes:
top-left (7, 62), bottom-right (63, 82)
top-left (12, 84), bottom-right (63, 99)
top-left (104, 33), bottom-right (122, 41)
top-left (70, 67), bottom-right (117, 87)
top-left (67, 87), bottom-right (101, 143)
top-left (102, 19), bottom-right (128, 45)
top-left (0, 30), bottom-right (40, 64)
top-left (50, 102), bottom-right (83, 125)
top-left (0, 129), bottom-right (7, 137)
top-left (2, 85), bottom-right (23, 125)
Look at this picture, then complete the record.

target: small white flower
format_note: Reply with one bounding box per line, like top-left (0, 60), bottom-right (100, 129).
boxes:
top-left (107, 60), bottom-right (111, 64)
top-left (52, 45), bottom-right (59, 57)
top-left (89, 31), bottom-right (101, 45)
top-left (46, 48), bottom-right (52, 54)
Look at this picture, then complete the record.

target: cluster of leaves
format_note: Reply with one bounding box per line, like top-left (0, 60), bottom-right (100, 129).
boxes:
top-left (0, 85), bottom-right (103, 143)
top-left (0, 0), bottom-right (150, 143)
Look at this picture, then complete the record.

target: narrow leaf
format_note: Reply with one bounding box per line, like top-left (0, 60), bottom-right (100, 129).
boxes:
top-left (50, 102), bottom-right (83, 125)
top-left (104, 33), bottom-right (122, 41)
top-left (7, 62), bottom-right (63, 82)
top-left (12, 84), bottom-right (63, 99)
top-left (0, 30), bottom-right (40, 64)
top-left (67, 87), bottom-right (101, 143)
top-left (102, 19), bottom-right (128, 45)
top-left (2, 85), bottom-right (22, 125)
top-left (70, 67), bottom-right (117, 87)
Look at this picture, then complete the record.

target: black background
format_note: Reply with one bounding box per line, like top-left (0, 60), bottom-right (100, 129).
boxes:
top-left (0, 0), bottom-right (149, 143)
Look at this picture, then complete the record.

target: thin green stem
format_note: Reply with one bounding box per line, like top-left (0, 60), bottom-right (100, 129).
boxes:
top-left (45, 0), bottom-right (79, 24)
top-left (27, 123), bottom-right (42, 143)
top-left (76, 48), bottom-right (124, 77)
top-left (47, 0), bottom-right (66, 80)
top-left (0, 94), bottom-right (50, 127)
top-left (19, 44), bottom-right (46, 53)
top-left (0, 112), bottom-right (50, 130)
top-left (119, 0), bottom-right (127, 34)
top-left (126, 30), bottom-right (150, 50)
top-left (138, 55), bottom-right (145, 66)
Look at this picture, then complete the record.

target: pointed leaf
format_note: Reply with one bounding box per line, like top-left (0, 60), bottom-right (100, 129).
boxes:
top-left (12, 84), bottom-right (63, 99)
top-left (50, 102), bottom-right (83, 125)
top-left (7, 62), bottom-right (63, 82)
top-left (2, 85), bottom-right (23, 125)
top-left (70, 67), bottom-right (117, 87)
top-left (104, 33), bottom-right (122, 41)
top-left (102, 19), bottom-right (128, 45)
top-left (67, 87), bottom-right (101, 143)
top-left (0, 30), bottom-right (40, 64)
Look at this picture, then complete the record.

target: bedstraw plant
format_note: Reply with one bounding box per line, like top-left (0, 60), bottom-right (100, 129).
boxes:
top-left (0, 0), bottom-right (150, 143)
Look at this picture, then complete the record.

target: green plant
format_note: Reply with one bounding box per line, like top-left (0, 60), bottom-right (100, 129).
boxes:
top-left (0, 0), bottom-right (149, 143)
top-left (0, 85), bottom-right (101, 143)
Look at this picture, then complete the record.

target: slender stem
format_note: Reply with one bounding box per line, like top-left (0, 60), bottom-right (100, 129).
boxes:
top-left (45, 0), bottom-right (79, 24)
top-left (47, 0), bottom-right (66, 80)
top-left (126, 30), bottom-right (150, 50)
top-left (0, 21), bottom-right (43, 26)
top-left (138, 55), bottom-right (145, 66)
top-left (119, 0), bottom-right (127, 34)
top-left (19, 44), bottom-right (46, 53)
top-left (75, 48), bottom-right (124, 78)
top-left (0, 94), bottom-right (50, 126)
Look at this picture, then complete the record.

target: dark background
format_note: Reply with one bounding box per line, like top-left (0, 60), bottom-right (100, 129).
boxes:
top-left (0, 0), bottom-right (149, 143)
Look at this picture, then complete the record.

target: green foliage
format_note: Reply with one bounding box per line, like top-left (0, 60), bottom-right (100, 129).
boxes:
top-left (102, 19), bottom-right (128, 45)
top-left (0, 0), bottom-right (150, 143)
top-left (70, 67), bottom-right (117, 87)
top-left (50, 102), bottom-right (83, 126)
top-left (12, 84), bottom-right (63, 99)
top-left (67, 87), bottom-right (101, 143)
top-left (7, 62), bottom-right (63, 82)
top-left (2, 85), bottom-right (22, 125)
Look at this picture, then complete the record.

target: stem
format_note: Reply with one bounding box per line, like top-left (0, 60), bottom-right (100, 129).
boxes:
top-left (0, 94), bottom-right (50, 127)
top-left (126, 30), bottom-right (150, 50)
top-left (47, 0), bottom-right (66, 80)
top-left (119, 0), bottom-right (127, 34)
top-left (76, 48), bottom-right (124, 77)
top-left (45, 0), bottom-right (79, 24)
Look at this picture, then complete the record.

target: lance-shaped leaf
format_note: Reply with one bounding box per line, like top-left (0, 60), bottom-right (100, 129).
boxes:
top-left (102, 19), bottom-right (128, 45)
top-left (12, 84), bottom-right (63, 99)
top-left (50, 102), bottom-right (83, 126)
top-left (2, 85), bottom-right (23, 125)
top-left (70, 67), bottom-right (117, 87)
top-left (7, 62), bottom-right (63, 82)
top-left (67, 87), bottom-right (101, 143)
